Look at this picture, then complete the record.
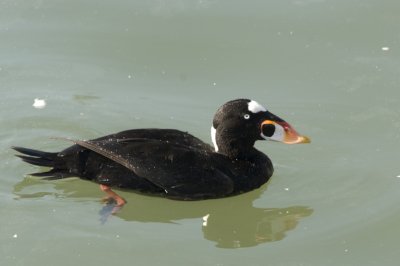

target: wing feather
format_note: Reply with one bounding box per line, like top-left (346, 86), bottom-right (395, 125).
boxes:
top-left (54, 136), bottom-right (234, 199)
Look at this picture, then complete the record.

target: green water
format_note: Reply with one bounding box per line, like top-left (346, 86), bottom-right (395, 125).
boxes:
top-left (1, 1), bottom-right (400, 265)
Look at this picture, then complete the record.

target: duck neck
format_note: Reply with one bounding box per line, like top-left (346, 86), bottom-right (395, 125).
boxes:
top-left (214, 131), bottom-right (256, 160)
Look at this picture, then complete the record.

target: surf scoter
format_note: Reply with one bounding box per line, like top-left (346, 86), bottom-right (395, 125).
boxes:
top-left (13, 99), bottom-right (310, 206)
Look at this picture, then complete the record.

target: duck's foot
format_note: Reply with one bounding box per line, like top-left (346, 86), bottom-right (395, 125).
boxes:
top-left (99, 184), bottom-right (126, 213)
top-left (99, 202), bottom-right (117, 224)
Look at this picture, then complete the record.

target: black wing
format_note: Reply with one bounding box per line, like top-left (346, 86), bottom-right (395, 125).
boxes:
top-left (60, 136), bottom-right (234, 200)
top-left (94, 128), bottom-right (214, 152)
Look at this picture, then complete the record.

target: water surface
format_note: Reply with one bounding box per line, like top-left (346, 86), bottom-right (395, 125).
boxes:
top-left (1, 1), bottom-right (400, 265)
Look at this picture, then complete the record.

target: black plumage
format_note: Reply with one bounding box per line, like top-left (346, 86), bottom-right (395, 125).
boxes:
top-left (13, 99), bottom-right (309, 201)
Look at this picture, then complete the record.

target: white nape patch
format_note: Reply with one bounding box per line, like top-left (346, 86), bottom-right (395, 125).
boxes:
top-left (211, 126), bottom-right (219, 152)
top-left (248, 100), bottom-right (267, 113)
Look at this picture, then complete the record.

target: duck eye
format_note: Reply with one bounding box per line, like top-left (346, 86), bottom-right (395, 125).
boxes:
top-left (262, 123), bottom-right (275, 137)
top-left (243, 114), bottom-right (250, 120)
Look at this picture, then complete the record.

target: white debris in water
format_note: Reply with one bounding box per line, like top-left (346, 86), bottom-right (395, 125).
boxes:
top-left (128, 75), bottom-right (132, 79)
top-left (284, 187), bottom-right (290, 191)
top-left (396, 175), bottom-right (400, 178)
top-left (381, 47), bottom-right (390, 51)
top-left (213, 82), bottom-right (217, 86)
top-left (12, 234), bottom-right (18, 238)
top-left (33, 98), bottom-right (46, 109)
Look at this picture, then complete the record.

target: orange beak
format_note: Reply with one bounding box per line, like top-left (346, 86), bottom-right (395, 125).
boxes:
top-left (261, 120), bottom-right (310, 144)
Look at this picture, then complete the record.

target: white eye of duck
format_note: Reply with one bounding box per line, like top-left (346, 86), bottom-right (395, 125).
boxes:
top-left (244, 114), bottom-right (250, 120)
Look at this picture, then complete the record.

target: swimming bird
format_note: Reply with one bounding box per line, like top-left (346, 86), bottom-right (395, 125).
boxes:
top-left (13, 99), bottom-right (310, 207)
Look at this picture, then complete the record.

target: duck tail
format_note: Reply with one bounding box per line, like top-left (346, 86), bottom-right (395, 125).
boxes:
top-left (12, 146), bottom-right (73, 179)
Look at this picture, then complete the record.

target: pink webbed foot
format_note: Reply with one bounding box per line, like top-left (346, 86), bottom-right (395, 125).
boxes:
top-left (99, 184), bottom-right (127, 214)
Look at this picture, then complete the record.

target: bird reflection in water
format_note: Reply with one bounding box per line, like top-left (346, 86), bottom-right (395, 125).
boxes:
top-left (201, 204), bottom-right (312, 248)
top-left (13, 177), bottom-right (313, 249)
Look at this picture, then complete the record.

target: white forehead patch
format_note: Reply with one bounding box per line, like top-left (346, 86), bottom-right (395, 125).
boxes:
top-left (248, 100), bottom-right (267, 113)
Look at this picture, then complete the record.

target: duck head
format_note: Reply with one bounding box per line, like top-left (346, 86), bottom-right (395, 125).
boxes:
top-left (211, 99), bottom-right (310, 158)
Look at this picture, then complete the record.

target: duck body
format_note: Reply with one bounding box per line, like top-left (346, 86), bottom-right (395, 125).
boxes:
top-left (14, 99), bottom-right (309, 201)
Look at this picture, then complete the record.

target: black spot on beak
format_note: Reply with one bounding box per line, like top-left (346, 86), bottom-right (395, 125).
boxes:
top-left (262, 123), bottom-right (275, 137)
